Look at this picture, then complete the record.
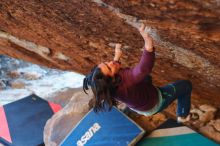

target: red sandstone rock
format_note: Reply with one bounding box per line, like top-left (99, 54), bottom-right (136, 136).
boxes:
top-left (0, 0), bottom-right (219, 128)
top-left (199, 122), bottom-right (220, 143)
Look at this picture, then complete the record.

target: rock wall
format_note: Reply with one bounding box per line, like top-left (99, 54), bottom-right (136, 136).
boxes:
top-left (0, 0), bottom-right (219, 106)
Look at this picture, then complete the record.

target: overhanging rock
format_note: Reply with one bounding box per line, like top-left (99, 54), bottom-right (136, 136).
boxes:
top-left (0, 0), bottom-right (219, 110)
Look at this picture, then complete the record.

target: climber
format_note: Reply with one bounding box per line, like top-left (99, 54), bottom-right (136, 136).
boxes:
top-left (83, 24), bottom-right (192, 123)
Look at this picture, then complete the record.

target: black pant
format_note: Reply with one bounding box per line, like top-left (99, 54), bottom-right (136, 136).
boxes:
top-left (158, 80), bottom-right (192, 117)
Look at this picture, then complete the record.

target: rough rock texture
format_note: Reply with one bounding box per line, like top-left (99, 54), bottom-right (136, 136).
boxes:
top-left (131, 112), bottom-right (167, 132)
top-left (0, 0), bottom-right (219, 107)
top-left (162, 102), bottom-right (220, 143)
top-left (200, 119), bottom-right (220, 143)
top-left (44, 89), bottom-right (93, 146)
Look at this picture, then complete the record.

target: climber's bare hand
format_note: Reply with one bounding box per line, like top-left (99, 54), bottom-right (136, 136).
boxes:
top-left (139, 23), bottom-right (154, 52)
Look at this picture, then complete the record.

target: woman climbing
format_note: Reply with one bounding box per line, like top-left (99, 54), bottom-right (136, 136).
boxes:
top-left (83, 24), bottom-right (192, 123)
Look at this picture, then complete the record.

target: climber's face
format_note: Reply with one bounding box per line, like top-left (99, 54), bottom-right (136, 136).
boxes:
top-left (98, 61), bottom-right (121, 77)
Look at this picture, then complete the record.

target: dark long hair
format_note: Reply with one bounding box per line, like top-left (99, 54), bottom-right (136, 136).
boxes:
top-left (83, 66), bottom-right (121, 112)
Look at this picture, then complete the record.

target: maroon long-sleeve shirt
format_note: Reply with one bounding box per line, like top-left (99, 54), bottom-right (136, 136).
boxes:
top-left (114, 49), bottom-right (159, 111)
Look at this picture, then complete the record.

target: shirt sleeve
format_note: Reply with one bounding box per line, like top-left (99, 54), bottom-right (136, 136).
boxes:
top-left (122, 48), bottom-right (155, 88)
